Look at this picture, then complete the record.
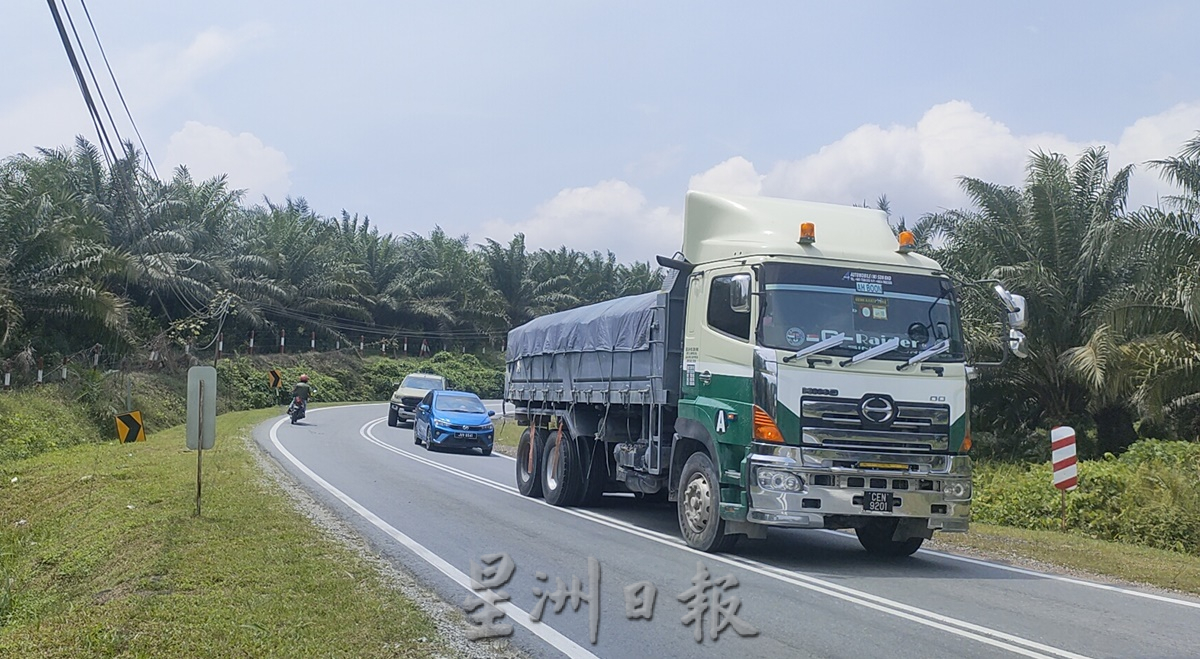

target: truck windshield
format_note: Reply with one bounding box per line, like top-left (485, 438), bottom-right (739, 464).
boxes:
top-left (758, 263), bottom-right (964, 363)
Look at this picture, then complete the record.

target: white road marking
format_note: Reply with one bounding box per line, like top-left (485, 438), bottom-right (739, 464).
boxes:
top-left (909, 542), bottom-right (1200, 610)
top-left (357, 417), bottom-right (1088, 659)
top-left (268, 414), bottom-right (599, 659)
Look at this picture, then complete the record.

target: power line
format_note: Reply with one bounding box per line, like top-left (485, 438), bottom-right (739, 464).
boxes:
top-left (45, 0), bottom-right (115, 167)
top-left (77, 0), bottom-right (157, 178)
top-left (59, 0), bottom-right (126, 157)
top-left (46, 0), bottom-right (211, 320)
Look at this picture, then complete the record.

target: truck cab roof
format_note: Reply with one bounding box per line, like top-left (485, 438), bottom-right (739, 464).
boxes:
top-left (682, 190), bottom-right (941, 272)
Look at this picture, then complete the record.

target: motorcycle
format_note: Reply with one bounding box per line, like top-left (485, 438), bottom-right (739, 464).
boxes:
top-left (288, 396), bottom-right (307, 424)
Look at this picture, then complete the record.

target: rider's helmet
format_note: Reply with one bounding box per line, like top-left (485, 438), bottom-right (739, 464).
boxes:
top-left (299, 374), bottom-right (309, 382)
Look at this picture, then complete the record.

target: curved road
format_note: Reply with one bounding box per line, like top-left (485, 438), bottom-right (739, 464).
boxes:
top-left (255, 403), bottom-right (1200, 659)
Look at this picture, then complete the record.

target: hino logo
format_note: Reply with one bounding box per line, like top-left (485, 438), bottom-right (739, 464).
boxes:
top-left (859, 395), bottom-right (895, 425)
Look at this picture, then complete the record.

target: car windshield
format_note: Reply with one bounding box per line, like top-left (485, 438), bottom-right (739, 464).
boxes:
top-left (758, 263), bottom-right (964, 362)
top-left (402, 375), bottom-right (443, 389)
top-left (435, 394), bottom-right (487, 414)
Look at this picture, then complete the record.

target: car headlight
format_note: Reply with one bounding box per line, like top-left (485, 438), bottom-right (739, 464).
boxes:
top-left (943, 480), bottom-right (972, 501)
top-left (433, 418), bottom-right (451, 427)
top-left (756, 468), bottom-right (804, 493)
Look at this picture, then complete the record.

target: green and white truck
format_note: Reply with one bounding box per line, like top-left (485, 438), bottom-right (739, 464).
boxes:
top-left (505, 191), bottom-right (1028, 555)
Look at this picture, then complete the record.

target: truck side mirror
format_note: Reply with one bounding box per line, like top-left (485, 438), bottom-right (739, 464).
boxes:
top-left (993, 284), bottom-right (1018, 313)
top-left (1008, 329), bottom-right (1029, 359)
top-left (1006, 293), bottom-right (1027, 330)
top-left (729, 274), bottom-right (751, 313)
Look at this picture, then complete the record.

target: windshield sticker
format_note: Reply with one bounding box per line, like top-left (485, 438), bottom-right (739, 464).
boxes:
top-left (844, 271), bottom-right (893, 286)
top-left (854, 296), bottom-right (889, 321)
top-left (855, 281), bottom-right (883, 294)
top-left (785, 327), bottom-right (805, 346)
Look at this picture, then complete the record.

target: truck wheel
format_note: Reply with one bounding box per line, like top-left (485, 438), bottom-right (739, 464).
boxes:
top-left (516, 428), bottom-right (543, 498)
top-left (677, 452), bottom-right (738, 553)
top-left (542, 427), bottom-right (582, 507)
top-left (387, 407), bottom-right (399, 427)
top-left (855, 519), bottom-right (924, 557)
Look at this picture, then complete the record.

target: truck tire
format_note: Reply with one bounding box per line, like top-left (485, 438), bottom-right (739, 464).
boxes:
top-left (855, 519), bottom-right (924, 557)
top-left (677, 452), bottom-right (739, 553)
top-left (387, 407), bottom-right (399, 427)
top-left (516, 428), bottom-right (543, 498)
top-left (542, 426), bottom-right (583, 507)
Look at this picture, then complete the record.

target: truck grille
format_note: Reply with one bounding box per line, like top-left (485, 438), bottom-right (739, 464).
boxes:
top-left (801, 396), bottom-right (950, 452)
top-left (401, 396), bottom-right (422, 409)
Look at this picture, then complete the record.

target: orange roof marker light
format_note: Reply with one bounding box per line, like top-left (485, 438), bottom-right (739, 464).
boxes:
top-left (897, 230), bottom-right (917, 253)
top-left (798, 222), bottom-right (816, 245)
top-left (753, 405), bottom-right (784, 443)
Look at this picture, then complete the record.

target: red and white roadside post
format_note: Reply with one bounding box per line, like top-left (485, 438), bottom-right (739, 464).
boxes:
top-left (1051, 426), bottom-right (1078, 531)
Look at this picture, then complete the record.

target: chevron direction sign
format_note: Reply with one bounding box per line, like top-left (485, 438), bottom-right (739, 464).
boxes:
top-left (116, 411), bottom-right (145, 443)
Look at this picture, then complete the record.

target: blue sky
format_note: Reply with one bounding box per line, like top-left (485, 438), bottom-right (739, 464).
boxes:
top-left (3, 1), bottom-right (1199, 262)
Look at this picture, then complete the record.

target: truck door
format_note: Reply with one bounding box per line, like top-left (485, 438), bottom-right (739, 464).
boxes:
top-left (680, 266), bottom-right (755, 456)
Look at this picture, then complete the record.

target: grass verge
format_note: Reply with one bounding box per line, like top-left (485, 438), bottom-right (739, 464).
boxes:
top-left (932, 522), bottom-right (1200, 596)
top-left (0, 408), bottom-right (445, 657)
top-left (491, 417), bottom-right (523, 457)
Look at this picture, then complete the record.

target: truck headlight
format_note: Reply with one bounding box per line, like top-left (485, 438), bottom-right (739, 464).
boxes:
top-left (756, 468), bottom-right (804, 493)
top-left (943, 480), bottom-right (972, 501)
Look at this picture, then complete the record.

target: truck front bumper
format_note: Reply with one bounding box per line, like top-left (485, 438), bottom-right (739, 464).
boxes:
top-left (745, 444), bottom-right (971, 533)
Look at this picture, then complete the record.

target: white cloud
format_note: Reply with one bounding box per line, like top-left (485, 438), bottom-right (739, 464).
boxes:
top-left (125, 24), bottom-right (272, 107)
top-left (692, 100), bottom-right (1200, 222)
top-left (481, 180), bottom-right (681, 262)
top-left (1110, 102), bottom-right (1200, 206)
top-left (497, 100), bottom-right (1200, 266)
top-left (0, 24), bottom-right (270, 163)
top-left (164, 121), bottom-right (292, 201)
top-left (689, 156), bottom-right (763, 196)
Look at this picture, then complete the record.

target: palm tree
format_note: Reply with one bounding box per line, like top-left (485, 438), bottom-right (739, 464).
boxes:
top-left (1067, 133), bottom-right (1200, 434)
top-left (925, 147), bottom-right (1135, 455)
top-left (480, 234), bottom-right (577, 327)
top-left (0, 146), bottom-right (129, 351)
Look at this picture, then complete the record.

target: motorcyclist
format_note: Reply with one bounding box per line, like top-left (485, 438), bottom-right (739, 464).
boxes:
top-left (288, 374), bottom-right (314, 421)
top-left (291, 374), bottom-right (313, 404)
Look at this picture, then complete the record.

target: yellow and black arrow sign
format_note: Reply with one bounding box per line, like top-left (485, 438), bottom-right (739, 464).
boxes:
top-left (268, 369), bottom-right (282, 389)
top-left (116, 411), bottom-right (145, 443)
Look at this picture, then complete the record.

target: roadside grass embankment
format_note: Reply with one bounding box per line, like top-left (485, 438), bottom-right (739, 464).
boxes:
top-left (0, 408), bottom-right (452, 657)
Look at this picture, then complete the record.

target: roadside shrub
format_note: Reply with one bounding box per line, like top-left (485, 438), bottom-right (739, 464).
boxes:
top-left (422, 352), bottom-right (504, 398)
top-left (0, 388), bottom-right (98, 462)
top-left (974, 439), bottom-right (1200, 555)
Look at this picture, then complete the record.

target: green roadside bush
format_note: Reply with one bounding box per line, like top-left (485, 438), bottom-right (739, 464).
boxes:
top-left (0, 388), bottom-right (96, 462)
top-left (974, 440), bottom-right (1200, 554)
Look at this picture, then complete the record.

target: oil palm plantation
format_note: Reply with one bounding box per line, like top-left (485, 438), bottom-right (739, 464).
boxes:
top-left (480, 234), bottom-right (577, 328)
top-left (924, 147), bottom-right (1135, 456)
top-left (0, 145), bottom-right (129, 351)
top-left (1067, 133), bottom-right (1200, 438)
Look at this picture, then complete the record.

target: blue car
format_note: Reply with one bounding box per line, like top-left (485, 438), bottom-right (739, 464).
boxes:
top-left (413, 390), bottom-right (496, 455)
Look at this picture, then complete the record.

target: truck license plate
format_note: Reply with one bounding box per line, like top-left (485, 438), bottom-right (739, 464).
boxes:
top-left (864, 491), bottom-right (893, 512)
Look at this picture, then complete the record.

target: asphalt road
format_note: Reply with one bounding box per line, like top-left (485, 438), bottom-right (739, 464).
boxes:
top-left (254, 403), bottom-right (1200, 659)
